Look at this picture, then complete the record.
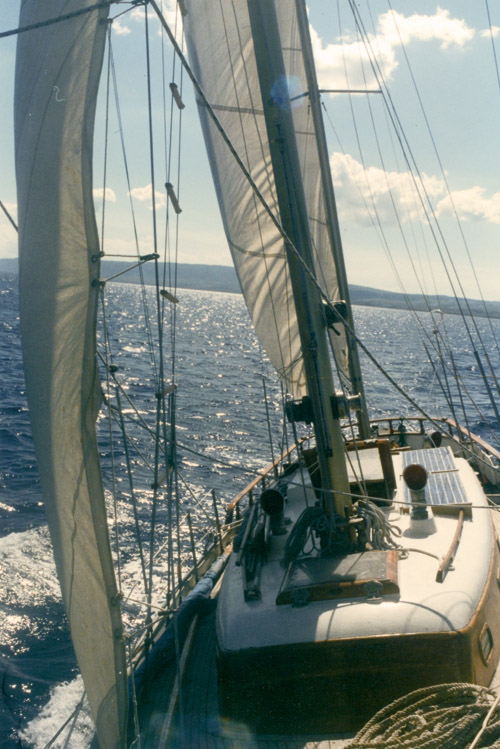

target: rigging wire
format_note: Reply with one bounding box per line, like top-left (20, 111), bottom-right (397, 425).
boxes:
top-left (147, 0), bottom-right (500, 452)
top-left (108, 33), bottom-right (158, 382)
top-left (341, 0), bottom-right (500, 433)
top-left (100, 355), bottom-right (286, 484)
top-left (99, 22), bottom-right (113, 250)
top-left (321, 90), bottom-right (488, 440)
top-left (115, 385), bottom-right (151, 598)
top-left (142, 4), bottom-right (171, 646)
top-left (319, 71), bottom-right (455, 402)
top-left (349, 0), bottom-right (500, 422)
top-left (0, 200), bottom-right (17, 232)
top-left (176, 0), bottom-right (496, 450)
top-left (98, 289), bottom-right (124, 589)
top-left (345, 10), bottom-right (440, 316)
top-left (159, 0), bottom-right (186, 613)
top-left (386, 0), bottom-right (500, 368)
top-left (0, 0), bottom-right (120, 39)
top-left (341, 311), bottom-right (500, 472)
top-left (485, 0), bottom-right (500, 98)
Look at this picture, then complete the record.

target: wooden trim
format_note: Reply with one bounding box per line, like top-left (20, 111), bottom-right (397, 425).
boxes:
top-left (345, 438), bottom-right (396, 494)
top-left (369, 414), bottom-right (500, 462)
top-left (226, 436), bottom-right (311, 514)
top-left (444, 418), bottom-right (500, 462)
top-left (436, 510), bottom-right (464, 583)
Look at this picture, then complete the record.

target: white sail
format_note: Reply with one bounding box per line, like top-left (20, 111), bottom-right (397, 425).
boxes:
top-left (14, 2), bottom-right (128, 746)
top-left (184, 0), bottom-right (348, 399)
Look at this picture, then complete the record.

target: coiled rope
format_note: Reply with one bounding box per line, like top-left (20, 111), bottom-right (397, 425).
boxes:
top-left (349, 683), bottom-right (500, 749)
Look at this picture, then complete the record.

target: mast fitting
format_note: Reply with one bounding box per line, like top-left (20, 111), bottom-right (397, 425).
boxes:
top-left (285, 396), bottom-right (314, 425)
top-left (323, 300), bottom-right (348, 336)
top-left (330, 392), bottom-right (363, 420)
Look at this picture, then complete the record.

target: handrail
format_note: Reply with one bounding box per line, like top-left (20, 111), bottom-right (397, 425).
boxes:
top-left (368, 415), bottom-right (430, 434)
top-left (225, 436), bottom-right (311, 516)
top-left (436, 510), bottom-right (465, 583)
top-left (370, 415), bottom-right (500, 460)
top-left (444, 418), bottom-right (500, 462)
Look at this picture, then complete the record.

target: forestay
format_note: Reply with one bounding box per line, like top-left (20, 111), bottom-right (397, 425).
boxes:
top-left (183, 0), bottom-right (349, 398)
top-left (15, 2), bottom-right (127, 746)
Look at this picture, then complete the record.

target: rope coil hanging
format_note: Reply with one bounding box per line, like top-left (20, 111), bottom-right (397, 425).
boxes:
top-left (349, 683), bottom-right (500, 749)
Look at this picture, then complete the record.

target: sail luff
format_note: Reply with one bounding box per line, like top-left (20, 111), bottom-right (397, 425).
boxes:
top-left (15, 2), bottom-right (128, 746)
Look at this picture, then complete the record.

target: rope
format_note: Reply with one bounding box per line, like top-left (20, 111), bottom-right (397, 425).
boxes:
top-left (356, 499), bottom-right (402, 550)
top-left (0, 200), bottom-right (17, 232)
top-left (350, 683), bottom-right (500, 749)
top-left (0, 0), bottom-right (119, 39)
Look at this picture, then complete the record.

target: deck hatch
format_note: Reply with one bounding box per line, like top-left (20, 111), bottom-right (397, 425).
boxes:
top-left (401, 447), bottom-right (470, 510)
top-left (276, 550), bottom-right (399, 605)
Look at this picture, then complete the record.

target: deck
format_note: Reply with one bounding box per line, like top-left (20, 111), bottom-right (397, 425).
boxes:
top-left (136, 608), bottom-right (352, 748)
top-left (133, 433), bottom-right (500, 748)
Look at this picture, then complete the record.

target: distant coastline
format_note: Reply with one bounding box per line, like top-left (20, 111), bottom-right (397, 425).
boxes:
top-left (2, 257), bottom-right (499, 319)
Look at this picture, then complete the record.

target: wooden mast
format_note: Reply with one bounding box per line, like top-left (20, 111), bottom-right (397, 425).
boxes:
top-left (247, 0), bottom-right (351, 520)
top-left (295, 0), bottom-right (371, 440)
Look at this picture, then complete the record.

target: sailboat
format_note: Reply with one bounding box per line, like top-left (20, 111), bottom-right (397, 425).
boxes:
top-left (11, 0), bottom-right (500, 746)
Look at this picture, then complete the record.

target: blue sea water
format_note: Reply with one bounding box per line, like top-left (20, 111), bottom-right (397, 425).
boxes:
top-left (1, 270), bottom-right (500, 747)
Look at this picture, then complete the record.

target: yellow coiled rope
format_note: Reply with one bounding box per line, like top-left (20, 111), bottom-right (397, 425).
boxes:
top-left (350, 684), bottom-right (500, 749)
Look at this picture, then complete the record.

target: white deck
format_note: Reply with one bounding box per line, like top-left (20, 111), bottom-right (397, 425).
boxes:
top-left (218, 451), bottom-right (494, 653)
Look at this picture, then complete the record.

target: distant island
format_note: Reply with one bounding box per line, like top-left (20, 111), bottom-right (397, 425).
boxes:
top-left (2, 257), bottom-right (499, 319)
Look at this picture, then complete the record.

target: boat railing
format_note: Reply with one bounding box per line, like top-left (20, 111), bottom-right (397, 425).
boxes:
top-left (224, 436), bottom-right (312, 524)
top-left (443, 417), bottom-right (500, 463)
top-left (370, 415), bottom-right (499, 455)
top-left (369, 414), bottom-right (500, 486)
top-left (130, 438), bottom-right (311, 666)
top-left (369, 415), bottom-right (430, 435)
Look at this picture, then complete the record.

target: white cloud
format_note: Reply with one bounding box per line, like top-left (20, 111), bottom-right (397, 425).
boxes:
top-left (436, 186), bottom-right (500, 223)
top-left (128, 184), bottom-right (167, 208)
top-left (93, 187), bottom-right (117, 203)
top-left (377, 8), bottom-right (474, 50)
top-left (330, 151), bottom-right (445, 226)
top-left (330, 151), bottom-right (500, 228)
top-left (127, 1), bottom-right (182, 40)
top-left (106, 1), bottom-right (180, 38)
top-left (480, 26), bottom-right (500, 39)
top-left (310, 26), bottom-right (396, 92)
top-left (112, 18), bottom-right (131, 36)
top-left (312, 8), bottom-right (475, 91)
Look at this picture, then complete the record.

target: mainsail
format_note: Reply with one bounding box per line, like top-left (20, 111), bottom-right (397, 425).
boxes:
top-left (15, 2), bottom-right (127, 746)
top-left (183, 0), bottom-right (349, 399)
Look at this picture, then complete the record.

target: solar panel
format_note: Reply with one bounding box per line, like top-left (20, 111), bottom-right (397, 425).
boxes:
top-left (401, 446), bottom-right (470, 510)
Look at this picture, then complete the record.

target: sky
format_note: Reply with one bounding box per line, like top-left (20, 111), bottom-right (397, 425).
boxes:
top-left (1, 1), bottom-right (500, 300)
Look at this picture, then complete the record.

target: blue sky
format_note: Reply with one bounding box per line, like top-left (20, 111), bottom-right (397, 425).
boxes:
top-left (1, 1), bottom-right (500, 301)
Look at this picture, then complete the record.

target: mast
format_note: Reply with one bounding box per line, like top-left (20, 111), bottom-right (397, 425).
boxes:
top-left (295, 0), bottom-right (370, 440)
top-left (247, 0), bottom-right (351, 520)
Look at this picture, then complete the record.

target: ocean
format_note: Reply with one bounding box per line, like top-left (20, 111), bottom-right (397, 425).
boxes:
top-left (1, 271), bottom-right (500, 747)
